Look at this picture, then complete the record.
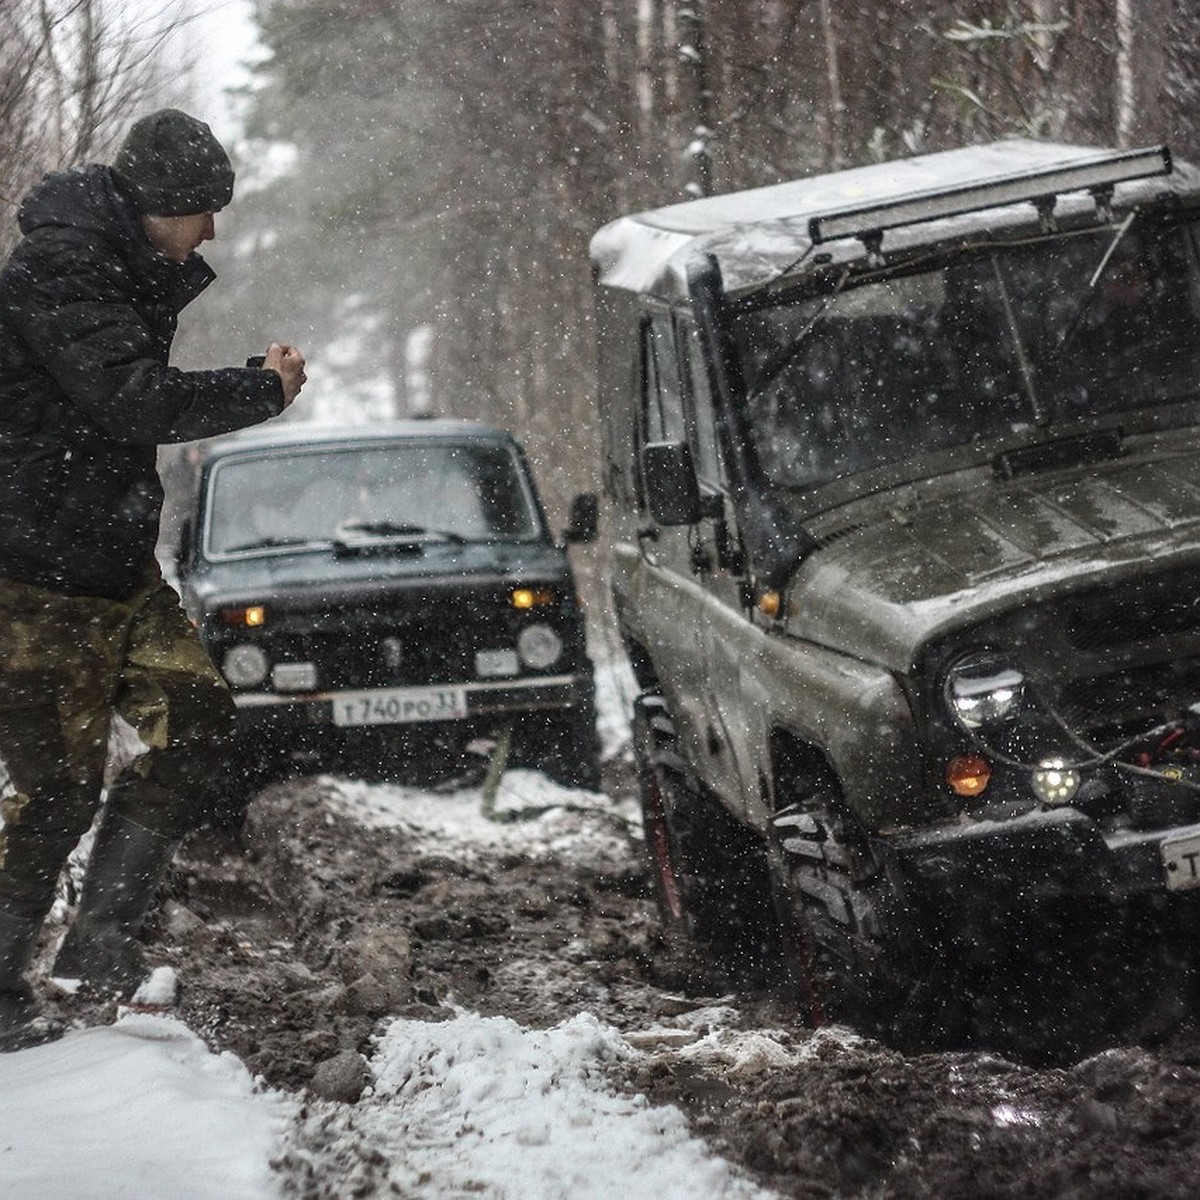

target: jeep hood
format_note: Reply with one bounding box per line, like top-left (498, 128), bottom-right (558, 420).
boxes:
top-left (788, 450), bottom-right (1200, 672)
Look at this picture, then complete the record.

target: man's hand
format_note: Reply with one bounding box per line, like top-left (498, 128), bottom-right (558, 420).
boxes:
top-left (263, 343), bottom-right (307, 408)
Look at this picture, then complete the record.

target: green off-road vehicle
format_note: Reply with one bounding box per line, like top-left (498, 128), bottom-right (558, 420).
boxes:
top-left (591, 140), bottom-right (1200, 1058)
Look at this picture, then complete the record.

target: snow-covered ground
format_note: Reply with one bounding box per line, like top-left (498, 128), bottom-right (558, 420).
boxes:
top-left (0, 660), bottom-right (779, 1199)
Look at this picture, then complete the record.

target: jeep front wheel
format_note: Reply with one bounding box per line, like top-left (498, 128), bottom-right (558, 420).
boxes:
top-left (774, 805), bottom-right (963, 1050)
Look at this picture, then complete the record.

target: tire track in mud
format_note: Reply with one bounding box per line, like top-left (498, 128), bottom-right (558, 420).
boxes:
top-left (65, 772), bottom-right (1200, 1197)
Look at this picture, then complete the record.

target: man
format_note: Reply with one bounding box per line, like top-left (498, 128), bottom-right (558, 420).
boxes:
top-left (0, 108), bottom-right (306, 1049)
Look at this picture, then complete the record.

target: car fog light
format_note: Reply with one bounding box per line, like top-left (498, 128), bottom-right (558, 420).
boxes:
top-left (517, 623), bottom-right (562, 669)
top-left (1031, 758), bottom-right (1081, 806)
top-left (222, 643), bottom-right (268, 687)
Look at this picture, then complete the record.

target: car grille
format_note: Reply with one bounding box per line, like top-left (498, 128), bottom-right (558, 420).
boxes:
top-left (1062, 567), bottom-right (1200, 652)
top-left (940, 565), bottom-right (1200, 832)
top-left (257, 589), bottom-right (572, 688)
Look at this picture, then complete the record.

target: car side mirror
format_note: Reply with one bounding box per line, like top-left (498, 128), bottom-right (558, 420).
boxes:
top-left (642, 440), bottom-right (701, 526)
top-left (563, 492), bottom-right (599, 544)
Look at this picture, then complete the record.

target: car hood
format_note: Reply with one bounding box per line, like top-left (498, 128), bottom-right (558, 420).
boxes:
top-left (184, 540), bottom-right (569, 610)
top-left (787, 447), bottom-right (1200, 673)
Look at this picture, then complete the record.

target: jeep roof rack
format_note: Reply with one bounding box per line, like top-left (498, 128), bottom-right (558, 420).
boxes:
top-left (808, 144), bottom-right (1171, 245)
top-left (590, 140), bottom-right (1196, 302)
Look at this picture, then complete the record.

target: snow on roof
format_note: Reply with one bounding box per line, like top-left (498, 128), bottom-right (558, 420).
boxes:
top-left (590, 140), bottom-right (1200, 302)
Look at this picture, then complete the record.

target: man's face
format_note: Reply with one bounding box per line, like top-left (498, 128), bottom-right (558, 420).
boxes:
top-left (140, 212), bottom-right (216, 263)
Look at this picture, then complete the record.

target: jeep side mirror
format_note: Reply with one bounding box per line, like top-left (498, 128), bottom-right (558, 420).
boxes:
top-left (642, 441), bottom-right (701, 526)
top-left (562, 492), bottom-right (599, 544)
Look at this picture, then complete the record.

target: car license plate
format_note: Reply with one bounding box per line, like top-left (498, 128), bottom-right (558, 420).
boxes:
top-left (332, 686), bottom-right (468, 727)
top-left (1161, 830), bottom-right (1200, 891)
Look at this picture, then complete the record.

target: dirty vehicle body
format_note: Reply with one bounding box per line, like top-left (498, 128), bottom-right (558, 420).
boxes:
top-left (592, 140), bottom-right (1200, 1056)
top-left (178, 421), bottom-right (600, 791)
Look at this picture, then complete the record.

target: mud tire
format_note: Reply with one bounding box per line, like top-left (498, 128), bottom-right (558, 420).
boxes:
top-left (632, 694), bottom-right (781, 988)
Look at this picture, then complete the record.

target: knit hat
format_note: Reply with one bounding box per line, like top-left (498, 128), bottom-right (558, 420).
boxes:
top-left (112, 109), bottom-right (234, 216)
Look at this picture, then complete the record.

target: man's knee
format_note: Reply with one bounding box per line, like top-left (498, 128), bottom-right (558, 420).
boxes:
top-left (0, 777), bottom-right (103, 915)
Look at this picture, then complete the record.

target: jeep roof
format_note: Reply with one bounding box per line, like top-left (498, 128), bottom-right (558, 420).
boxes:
top-left (591, 140), bottom-right (1200, 302)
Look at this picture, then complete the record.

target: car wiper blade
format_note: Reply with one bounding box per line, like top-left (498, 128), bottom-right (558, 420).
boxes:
top-left (222, 535), bottom-right (328, 553)
top-left (748, 265), bottom-right (852, 401)
top-left (335, 520), bottom-right (468, 544)
top-left (1050, 209), bottom-right (1139, 363)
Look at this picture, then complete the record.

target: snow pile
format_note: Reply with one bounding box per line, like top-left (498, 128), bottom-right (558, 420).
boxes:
top-left (337, 1009), bottom-right (773, 1199)
top-left (0, 1014), bottom-right (295, 1200)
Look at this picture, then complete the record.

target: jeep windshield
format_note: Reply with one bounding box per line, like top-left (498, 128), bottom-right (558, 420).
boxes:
top-left (733, 220), bottom-right (1200, 489)
top-left (205, 440), bottom-right (543, 557)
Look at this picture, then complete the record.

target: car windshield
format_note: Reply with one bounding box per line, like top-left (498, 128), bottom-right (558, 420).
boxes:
top-left (205, 440), bottom-right (543, 555)
top-left (733, 220), bottom-right (1200, 489)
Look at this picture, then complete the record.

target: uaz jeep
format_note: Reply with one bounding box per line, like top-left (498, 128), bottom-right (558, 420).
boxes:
top-left (177, 420), bottom-right (600, 792)
top-left (592, 141), bottom-right (1200, 1056)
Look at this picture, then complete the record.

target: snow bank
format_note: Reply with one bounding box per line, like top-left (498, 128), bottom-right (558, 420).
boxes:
top-left (0, 1014), bottom-right (294, 1199)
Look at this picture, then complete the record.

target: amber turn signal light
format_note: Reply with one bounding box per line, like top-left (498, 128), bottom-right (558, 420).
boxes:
top-left (757, 590), bottom-right (782, 618)
top-left (946, 753), bottom-right (991, 797)
top-left (511, 588), bottom-right (555, 609)
top-left (219, 605), bottom-right (267, 627)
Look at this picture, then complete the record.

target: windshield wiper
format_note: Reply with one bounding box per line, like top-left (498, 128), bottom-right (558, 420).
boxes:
top-left (989, 251), bottom-right (1047, 426)
top-left (748, 265), bottom-right (852, 400)
top-left (222, 535), bottom-right (327, 554)
top-left (335, 520), bottom-right (468, 544)
top-left (1050, 209), bottom-right (1139, 363)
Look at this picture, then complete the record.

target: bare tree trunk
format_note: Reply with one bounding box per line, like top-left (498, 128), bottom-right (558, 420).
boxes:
top-left (1115, 0), bottom-right (1135, 146)
top-left (818, 0), bottom-right (844, 168)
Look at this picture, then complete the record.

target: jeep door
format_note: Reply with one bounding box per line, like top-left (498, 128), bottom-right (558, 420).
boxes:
top-left (674, 315), bottom-right (758, 816)
top-left (622, 307), bottom-right (713, 774)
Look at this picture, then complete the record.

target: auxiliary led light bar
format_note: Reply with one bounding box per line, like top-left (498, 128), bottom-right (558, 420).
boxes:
top-left (808, 145), bottom-right (1172, 245)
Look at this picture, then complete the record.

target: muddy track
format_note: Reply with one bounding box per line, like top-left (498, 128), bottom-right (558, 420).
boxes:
top-left (34, 767), bottom-right (1200, 1197)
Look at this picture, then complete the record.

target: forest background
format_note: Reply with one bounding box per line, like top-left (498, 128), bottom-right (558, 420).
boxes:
top-left (3, 0), bottom-right (1200, 631)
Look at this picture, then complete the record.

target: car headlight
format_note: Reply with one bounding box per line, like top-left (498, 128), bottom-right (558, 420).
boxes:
top-left (517, 623), bottom-right (563, 669)
top-left (222, 643), bottom-right (269, 687)
top-left (943, 651), bottom-right (1026, 730)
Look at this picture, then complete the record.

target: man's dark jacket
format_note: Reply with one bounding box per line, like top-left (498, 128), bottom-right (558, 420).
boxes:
top-left (0, 165), bottom-right (284, 599)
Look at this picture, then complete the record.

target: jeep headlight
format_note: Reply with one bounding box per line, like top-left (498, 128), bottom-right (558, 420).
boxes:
top-left (222, 643), bottom-right (269, 687)
top-left (943, 652), bottom-right (1026, 730)
top-left (517, 623), bottom-right (563, 669)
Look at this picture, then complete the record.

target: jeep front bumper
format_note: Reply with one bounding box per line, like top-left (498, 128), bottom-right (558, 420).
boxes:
top-left (887, 807), bottom-right (1200, 907)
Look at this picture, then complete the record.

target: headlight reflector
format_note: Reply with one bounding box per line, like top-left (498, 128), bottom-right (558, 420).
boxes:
top-left (222, 643), bottom-right (269, 687)
top-left (517, 623), bottom-right (562, 669)
top-left (944, 653), bottom-right (1026, 729)
top-left (1031, 758), bottom-right (1081, 806)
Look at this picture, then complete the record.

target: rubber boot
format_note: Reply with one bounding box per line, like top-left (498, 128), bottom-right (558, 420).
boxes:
top-left (51, 814), bottom-right (178, 998)
top-left (0, 907), bottom-right (59, 1051)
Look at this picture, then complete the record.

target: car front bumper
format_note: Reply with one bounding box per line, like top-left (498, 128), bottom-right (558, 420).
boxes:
top-left (229, 671), bottom-right (594, 733)
top-left (887, 806), bottom-right (1200, 908)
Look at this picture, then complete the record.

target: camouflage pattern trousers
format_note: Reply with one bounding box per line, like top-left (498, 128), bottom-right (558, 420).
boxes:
top-left (0, 573), bottom-right (234, 918)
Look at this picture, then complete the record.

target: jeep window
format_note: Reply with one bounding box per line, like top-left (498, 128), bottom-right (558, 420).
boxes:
top-left (637, 312), bottom-right (687, 507)
top-left (205, 442), bottom-right (542, 556)
top-left (733, 221), bottom-right (1200, 489)
top-left (679, 319), bottom-right (728, 489)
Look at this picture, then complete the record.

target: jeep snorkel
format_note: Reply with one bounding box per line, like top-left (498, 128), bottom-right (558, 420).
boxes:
top-left (687, 252), bottom-right (817, 591)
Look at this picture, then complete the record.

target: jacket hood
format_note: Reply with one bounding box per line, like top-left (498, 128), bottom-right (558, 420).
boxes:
top-left (20, 165), bottom-right (142, 254)
top-left (17, 164), bottom-right (213, 304)
top-left (787, 444), bottom-right (1200, 672)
